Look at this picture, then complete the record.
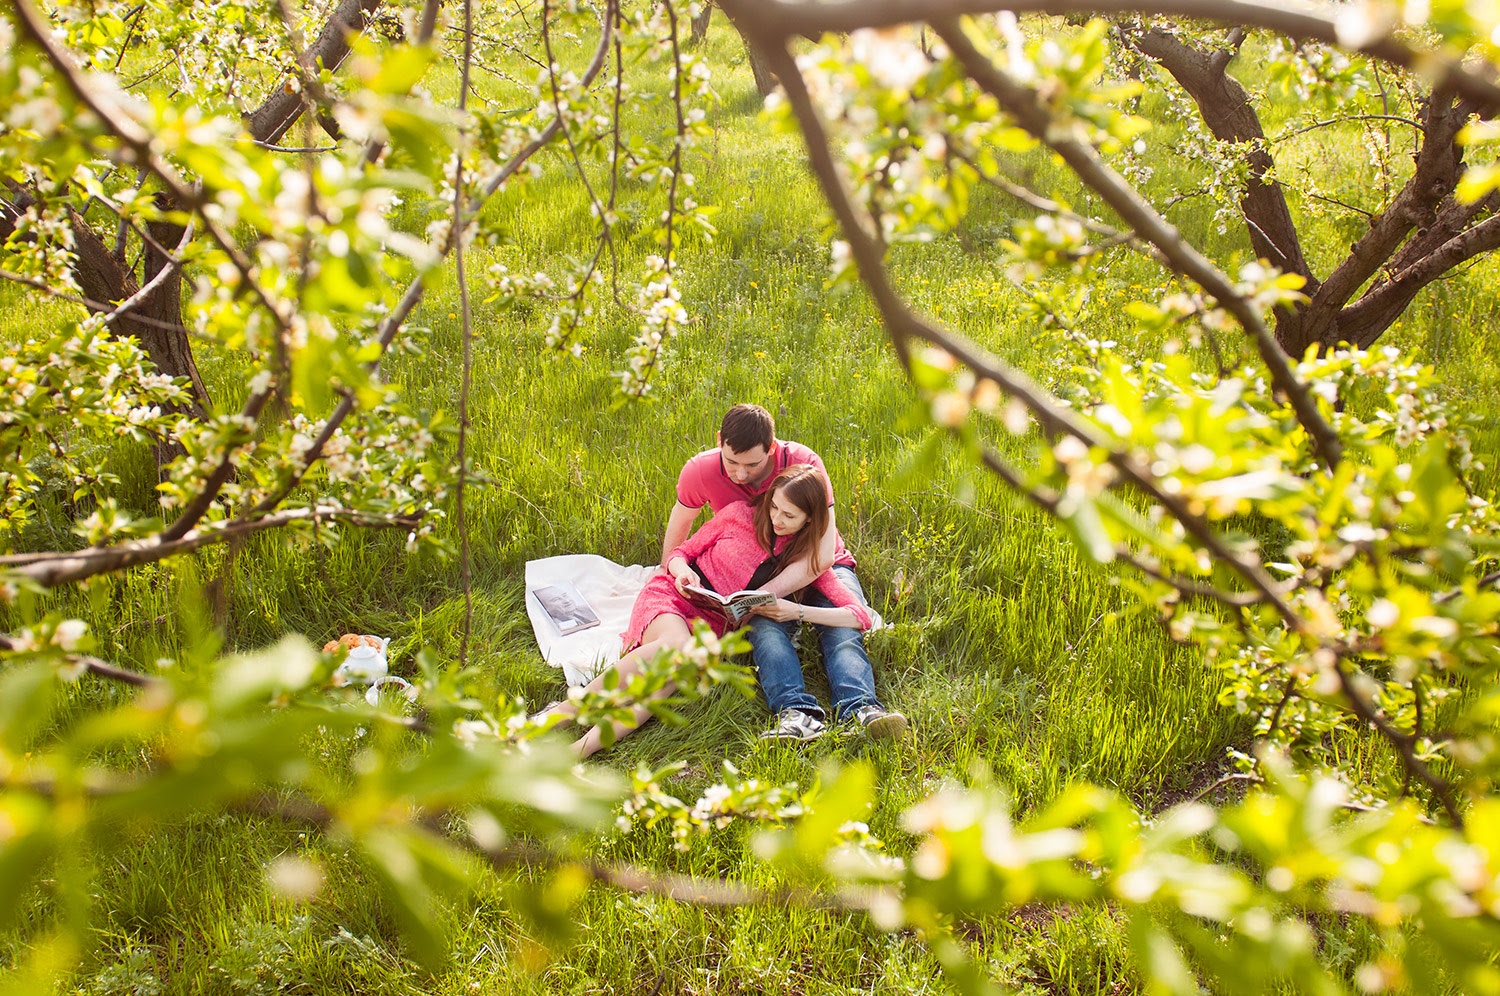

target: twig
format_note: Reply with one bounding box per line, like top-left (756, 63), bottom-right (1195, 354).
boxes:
top-left (1332, 658), bottom-right (1462, 827)
top-left (455, 0), bottom-right (477, 667)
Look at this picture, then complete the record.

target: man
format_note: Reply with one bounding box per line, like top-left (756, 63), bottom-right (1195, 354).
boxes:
top-left (661, 403), bottom-right (907, 742)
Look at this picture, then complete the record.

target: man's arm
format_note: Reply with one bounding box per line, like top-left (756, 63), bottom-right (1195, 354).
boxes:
top-left (760, 507), bottom-right (838, 597)
top-left (661, 502), bottom-right (702, 568)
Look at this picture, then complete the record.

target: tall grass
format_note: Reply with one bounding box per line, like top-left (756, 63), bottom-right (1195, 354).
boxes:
top-left (5, 17), bottom-right (1500, 996)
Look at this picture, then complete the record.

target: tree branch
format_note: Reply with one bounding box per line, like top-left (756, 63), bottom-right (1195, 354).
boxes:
top-left (1338, 208), bottom-right (1500, 345)
top-left (931, 17), bottom-right (1344, 471)
top-left (1295, 92), bottom-right (1475, 350)
top-left (1, 506), bottom-right (421, 588)
top-left (246, 0), bottom-right (385, 145)
top-left (729, 6), bottom-right (1305, 628)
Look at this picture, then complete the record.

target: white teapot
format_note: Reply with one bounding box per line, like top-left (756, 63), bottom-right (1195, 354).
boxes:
top-left (335, 635), bottom-right (389, 684)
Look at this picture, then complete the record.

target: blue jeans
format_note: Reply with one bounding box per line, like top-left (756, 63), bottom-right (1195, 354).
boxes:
top-left (747, 565), bottom-right (881, 721)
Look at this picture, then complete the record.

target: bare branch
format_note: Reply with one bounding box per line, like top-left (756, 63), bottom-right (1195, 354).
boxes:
top-left (1, 506), bottom-right (421, 588)
top-left (1273, 113), bottom-right (1423, 143)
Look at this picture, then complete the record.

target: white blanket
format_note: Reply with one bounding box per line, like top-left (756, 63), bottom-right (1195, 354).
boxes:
top-left (524, 554), bottom-right (659, 687)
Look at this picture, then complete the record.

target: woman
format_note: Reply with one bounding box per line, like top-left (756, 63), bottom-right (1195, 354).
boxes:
top-left (543, 464), bottom-right (871, 757)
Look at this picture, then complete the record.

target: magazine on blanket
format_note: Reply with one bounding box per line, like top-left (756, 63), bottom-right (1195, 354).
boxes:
top-left (529, 580), bottom-right (602, 636)
top-left (682, 583), bottom-right (776, 625)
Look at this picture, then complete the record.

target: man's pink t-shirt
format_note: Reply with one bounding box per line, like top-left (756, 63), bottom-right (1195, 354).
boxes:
top-left (674, 440), bottom-right (855, 567)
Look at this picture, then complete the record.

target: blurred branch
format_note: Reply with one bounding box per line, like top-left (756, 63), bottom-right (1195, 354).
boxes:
top-left (0, 637), bottom-right (162, 687)
top-left (236, 789), bottom-right (889, 912)
top-left (729, 0), bottom-right (1500, 113)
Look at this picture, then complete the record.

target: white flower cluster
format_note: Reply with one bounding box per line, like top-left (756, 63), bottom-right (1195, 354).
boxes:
top-left (616, 761), bottom-right (808, 851)
top-left (1, 327), bottom-right (193, 539)
top-left (617, 257), bottom-right (686, 397)
top-left (1, 195), bottom-right (83, 296)
top-left (3, 617), bottom-right (91, 680)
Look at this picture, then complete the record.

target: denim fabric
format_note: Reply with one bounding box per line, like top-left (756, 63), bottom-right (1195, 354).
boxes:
top-left (747, 565), bottom-right (881, 721)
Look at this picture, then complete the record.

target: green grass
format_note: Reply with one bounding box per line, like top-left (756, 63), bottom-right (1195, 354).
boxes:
top-left (5, 15), bottom-right (1500, 996)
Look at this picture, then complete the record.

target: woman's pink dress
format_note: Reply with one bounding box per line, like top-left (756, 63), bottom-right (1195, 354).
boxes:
top-left (621, 501), bottom-right (871, 650)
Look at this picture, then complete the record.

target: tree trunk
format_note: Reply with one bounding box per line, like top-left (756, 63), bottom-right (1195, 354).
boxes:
top-left (1130, 28), bottom-right (1312, 285)
top-left (744, 37), bottom-right (778, 94)
top-left (690, 1), bottom-right (713, 44)
top-left (140, 204), bottom-right (213, 424)
top-left (718, 3), bottom-right (778, 95)
top-left (1129, 25), bottom-right (1497, 357)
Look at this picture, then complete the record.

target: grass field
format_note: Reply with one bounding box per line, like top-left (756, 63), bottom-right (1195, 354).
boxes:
top-left (5, 14), bottom-right (1500, 996)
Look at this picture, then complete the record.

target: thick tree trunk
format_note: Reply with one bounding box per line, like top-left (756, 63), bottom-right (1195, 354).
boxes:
top-left (2, 194), bottom-right (213, 421)
top-left (719, 3), bottom-right (778, 95)
top-left (1131, 26), bottom-right (1495, 356)
top-left (1131, 28), bottom-right (1312, 285)
top-left (1, 0), bottom-right (385, 435)
top-left (745, 42), bottom-right (778, 95)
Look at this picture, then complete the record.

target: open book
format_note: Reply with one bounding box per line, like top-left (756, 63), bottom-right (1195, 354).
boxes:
top-left (682, 583), bottom-right (776, 625)
top-left (529, 580), bottom-right (601, 636)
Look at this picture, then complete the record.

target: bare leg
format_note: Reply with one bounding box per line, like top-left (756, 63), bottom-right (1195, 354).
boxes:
top-left (571, 613), bottom-right (693, 758)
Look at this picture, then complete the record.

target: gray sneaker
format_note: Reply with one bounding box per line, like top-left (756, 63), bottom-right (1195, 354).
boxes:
top-left (761, 708), bottom-right (826, 742)
top-left (855, 705), bottom-right (908, 740)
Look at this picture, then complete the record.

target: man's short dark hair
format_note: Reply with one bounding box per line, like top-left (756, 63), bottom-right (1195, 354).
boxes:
top-left (720, 403), bottom-right (775, 453)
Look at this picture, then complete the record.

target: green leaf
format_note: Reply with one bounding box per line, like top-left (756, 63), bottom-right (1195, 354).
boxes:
top-left (211, 636), bottom-right (320, 711)
top-left (0, 662), bottom-right (57, 753)
top-left (0, 796), bottom-right (52, 931)
top-left (1128, 913), bottom-right (1199, 996)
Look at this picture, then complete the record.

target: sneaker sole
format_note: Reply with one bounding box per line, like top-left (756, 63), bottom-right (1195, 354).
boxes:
top-left (759, 728), bottom-right (825, 743)
top-left (863, 713), bottom-right (908, 740)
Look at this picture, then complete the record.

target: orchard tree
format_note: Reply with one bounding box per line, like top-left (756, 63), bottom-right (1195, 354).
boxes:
top-left (1118, 11), bottom-right (1500, 355)
top-left (4, 1), bottom-right (1500, 995)
top-left (715, 0), bottom-right (1500, 989)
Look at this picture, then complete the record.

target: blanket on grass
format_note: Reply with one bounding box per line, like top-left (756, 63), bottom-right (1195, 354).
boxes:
top-left (524, 554), bottom-right (657, 686)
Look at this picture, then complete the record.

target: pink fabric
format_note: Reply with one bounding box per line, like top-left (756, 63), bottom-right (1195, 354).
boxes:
top-left (621, 501), bottom-right (870, 649)
top-left (674, 440), bottom-right (855, 567)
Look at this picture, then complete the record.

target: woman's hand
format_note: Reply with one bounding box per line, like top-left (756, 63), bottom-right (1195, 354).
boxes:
top-left (752, 598), bottom-right (804, 623)
top-left (667, 557), bottom-right (701, 594)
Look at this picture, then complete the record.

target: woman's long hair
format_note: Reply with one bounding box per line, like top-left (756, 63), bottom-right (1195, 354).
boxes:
top-left (754, 464), bottom-right (832, 576)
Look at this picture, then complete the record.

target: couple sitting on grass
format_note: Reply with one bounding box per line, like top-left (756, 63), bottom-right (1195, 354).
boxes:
top-left (547, 403), bottom-right (907, 758)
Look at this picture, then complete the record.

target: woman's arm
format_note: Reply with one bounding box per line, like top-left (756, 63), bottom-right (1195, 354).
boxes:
top-left (753, 598), bottom-right (868, 630)
top-left (754, 563), bottom-right (873, 630)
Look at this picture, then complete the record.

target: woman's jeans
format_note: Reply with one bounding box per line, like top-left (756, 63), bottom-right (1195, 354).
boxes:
top-left (746, 565), bottom-right (881, 721)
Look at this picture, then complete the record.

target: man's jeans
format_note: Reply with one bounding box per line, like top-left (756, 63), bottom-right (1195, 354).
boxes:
top-left (747, 565), bottom-right (881, 721)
